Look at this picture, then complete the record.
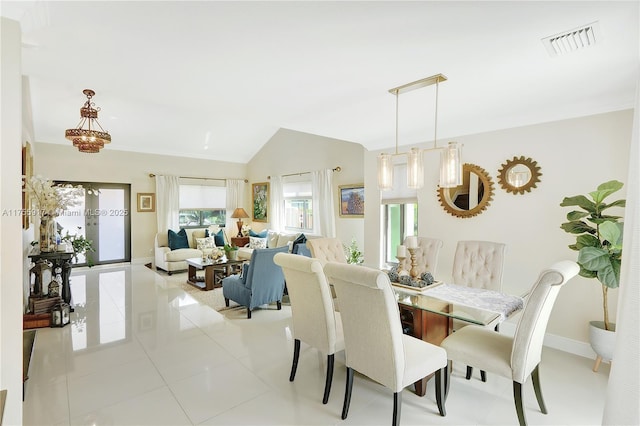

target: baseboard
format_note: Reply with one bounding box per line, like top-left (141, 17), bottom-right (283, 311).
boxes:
top-left (499, 322), bottom-right (596, 360)
top-left (131, 256), bottom-right (153, 265)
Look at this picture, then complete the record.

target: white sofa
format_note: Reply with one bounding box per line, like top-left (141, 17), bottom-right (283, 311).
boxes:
top-left (154, 227), bottom-right (224, 274)
top-left (237, 230), bottom-right (318, 261)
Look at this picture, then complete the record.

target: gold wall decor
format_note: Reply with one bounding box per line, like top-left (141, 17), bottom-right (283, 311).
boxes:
top-left (22, 142), bottom-right (33, 229)
top-left (497, 156), bottom-right (542, 195)
top-left (437, 163), bottom-right (494, 218)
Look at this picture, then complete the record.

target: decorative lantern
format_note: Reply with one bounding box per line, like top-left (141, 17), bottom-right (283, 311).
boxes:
top-left (51, 302), bottom-right (71, 327)
top-left (48, 279), bottom-right (60, 298)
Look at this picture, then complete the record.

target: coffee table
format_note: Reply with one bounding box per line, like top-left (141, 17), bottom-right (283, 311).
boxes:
top-left (185, 257), bottom-right (244, 291)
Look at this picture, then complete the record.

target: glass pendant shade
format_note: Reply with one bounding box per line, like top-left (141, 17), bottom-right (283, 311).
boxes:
top-left (439, 141), bottom-right (462, 188)
top-left (377, 153), bottom-right (394, 190)
top-left (406, 147), bottom-right (424, 189)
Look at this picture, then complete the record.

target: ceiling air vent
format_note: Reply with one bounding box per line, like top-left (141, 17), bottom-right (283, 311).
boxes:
top-left (542, 21), bottom-right (601, 57)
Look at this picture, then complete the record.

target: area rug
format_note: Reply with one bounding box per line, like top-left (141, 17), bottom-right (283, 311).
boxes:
top-left (160, 271), bottom-right (233, 312)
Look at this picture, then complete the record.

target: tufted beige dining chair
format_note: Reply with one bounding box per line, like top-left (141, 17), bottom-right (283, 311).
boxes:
top-left (324, 262), bottom-right (447, 426)
top-left (399, 237), bottom-right (443, 277)
top-left (441, 260), bottom-right (579, 426)
top-left (306, 237), bottom-right (347, 266)
top-left (452, 240), bottom-right (507, 381)
top-left (273, 253), bottom-right (344, 404)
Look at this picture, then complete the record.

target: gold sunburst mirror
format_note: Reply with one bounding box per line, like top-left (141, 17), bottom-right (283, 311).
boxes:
top-left (437, 163), bottom-right (494, 218)
top-left (497, 156), bottom-right (542, 195)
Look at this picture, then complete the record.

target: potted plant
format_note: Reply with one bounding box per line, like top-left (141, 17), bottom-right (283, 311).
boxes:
top-left (224, 243), bottom-right (239, 261)
top-left (560, 180), bottom-right (625, 371)
top-left (345, 238), bottom-right (364, 265)
top-left (61, 227), bottom-right (96, 267)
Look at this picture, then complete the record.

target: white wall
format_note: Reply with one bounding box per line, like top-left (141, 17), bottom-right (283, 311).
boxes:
top-left (365, 110), bottom-right (633, 348)
top-left (246, 128), bottom-right (366, 251)
top-left (1, 17), bottom-right (25, 426)
top-left (34, 143), bottom-right (247, 262)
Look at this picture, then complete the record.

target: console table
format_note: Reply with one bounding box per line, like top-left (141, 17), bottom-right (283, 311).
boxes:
top-left (28, 251), bottom-right (74, 306)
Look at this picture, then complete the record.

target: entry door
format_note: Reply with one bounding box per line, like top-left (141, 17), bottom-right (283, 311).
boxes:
top-left (57, 182), bottom-right (131, 266)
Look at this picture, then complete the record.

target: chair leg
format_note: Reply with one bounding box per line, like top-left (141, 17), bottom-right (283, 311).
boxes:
top-left (444, 362), bottom-right (451, 401)
top-left (322, 354), bottom-right (335, 404)
top-left (224, 298), bottom-right (230, 307)
top-left (392, 391), bottom-right (402, 426)
top-left (513, 381), bottom-right (527, 426)
top-left (480, 370), bottom-right (487, 382)
top-left (465, 366), bottom-right (473, 380)
top-left (247, 308), bottom-right (251, 319)
top-left (289, 339), bottom-right (300, 382)
top-left (531, 365), bottom-right (547, 414)
top-left (435, 368), bottom-right (446, 417)
top-left (342, 367), bottom-right (354, 420)
top-left (277, 301), bottom-right (282, 310)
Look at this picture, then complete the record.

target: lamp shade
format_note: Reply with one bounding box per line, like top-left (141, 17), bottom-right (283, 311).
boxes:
top-left (231, 208), bottom-right (249, 219)
top-left (406, 147), bottom-right (424, 189)
top-left (378, 153), bottom-right (394, 190)
top-left (439, 141), bottom-right (462, 188)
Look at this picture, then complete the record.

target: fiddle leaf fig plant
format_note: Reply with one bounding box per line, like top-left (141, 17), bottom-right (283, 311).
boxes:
top-left (560, 180), bottom-right (625, 331)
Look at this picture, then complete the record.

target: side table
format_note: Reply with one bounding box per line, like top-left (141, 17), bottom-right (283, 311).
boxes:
top-left (231, 236), bottom-right (249, 247)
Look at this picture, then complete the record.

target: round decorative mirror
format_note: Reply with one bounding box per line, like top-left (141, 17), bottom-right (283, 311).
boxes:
top-left (497, 156), bottom-right (542, 195)
top-left (437, 163), bottom-right (494, 218)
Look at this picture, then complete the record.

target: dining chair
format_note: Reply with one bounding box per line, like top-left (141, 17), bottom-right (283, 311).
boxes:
top-left (273, 253), bottom-right (344, 404)
top-left (399, 237), bottom-right (443, 277)
top-left (306, 238), bottom-right (347, 266)
top-left (324, 262), bottom-right (447, 426)
top-left (452, 240), bottom-right (507, 381)
top-left (440, 260), bottom-right (579, 426)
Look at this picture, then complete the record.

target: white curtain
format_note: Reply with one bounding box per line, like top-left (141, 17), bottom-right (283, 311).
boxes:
top-left (269, 176), bottom-right (284, 232)
top-left (155, 175), bottom-right (180, 233)
top-left (226, 179), bottom-right (246, 238)
top-left (312, 169), bottom-right (336, 237)
top-left (602, 79), bottom-right (639, 425)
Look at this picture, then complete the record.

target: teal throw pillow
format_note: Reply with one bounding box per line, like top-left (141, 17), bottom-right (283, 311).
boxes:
top-left (249, 229), bottom-right (268, 238)
top-left (213, 229), bottom-right (225, 246)
top-left (168, 228), bottom-right (189, 250)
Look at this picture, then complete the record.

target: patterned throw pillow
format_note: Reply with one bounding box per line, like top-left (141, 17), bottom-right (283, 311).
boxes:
top-left (195, 236), bottom-right (216, 251)
top-left (249, 237), bottom-right (267, 249)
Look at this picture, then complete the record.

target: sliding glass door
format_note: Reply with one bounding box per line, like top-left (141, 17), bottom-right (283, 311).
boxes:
top-left (57, 182), bottom-right (131, 266)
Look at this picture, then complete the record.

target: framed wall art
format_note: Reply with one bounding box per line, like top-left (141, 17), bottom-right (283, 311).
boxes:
top-left (339, 184), bottom-right (364, 218)
top-left (137, 193), bottom-right (155, 212)
top-left (252, 182), bottom-right (269, 222)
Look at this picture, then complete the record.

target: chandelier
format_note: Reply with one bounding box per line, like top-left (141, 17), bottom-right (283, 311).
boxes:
top-left (65, 89), bottom-right (111, 153)
top-left (377, 74), bottom-right (462, 190)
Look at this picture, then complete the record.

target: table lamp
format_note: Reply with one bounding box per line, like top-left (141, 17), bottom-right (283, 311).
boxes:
top-left (231, 207), bottom-right (249, 237)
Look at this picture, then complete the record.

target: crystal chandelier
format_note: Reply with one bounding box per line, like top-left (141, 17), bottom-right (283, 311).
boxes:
top-left (377, 74), bottom-right (462, 190)
top-left (65, 89), bottom-right (111, 153)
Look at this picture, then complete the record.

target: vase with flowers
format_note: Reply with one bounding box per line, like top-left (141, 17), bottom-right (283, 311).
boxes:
top-left (25, 175), bottom-right (84, 252)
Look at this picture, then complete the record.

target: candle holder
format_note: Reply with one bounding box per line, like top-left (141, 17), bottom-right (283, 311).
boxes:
top-left (396, 256), bottom-right (406, 274)
top-left (407, 247), bottom-right (419, 279)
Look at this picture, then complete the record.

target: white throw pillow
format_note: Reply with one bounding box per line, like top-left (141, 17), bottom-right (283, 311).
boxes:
top-left (195, 236), bottom-right (216, 250)
top-left (249, 237), bottom-right (267, 249)
top-left (267, 230), bottom-right (279, 248)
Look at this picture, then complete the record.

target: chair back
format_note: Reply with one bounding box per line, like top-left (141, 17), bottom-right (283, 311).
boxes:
top-left (246, 245), bottom-right (288, 308)
top-left (400, 237), bottom-right (443, 276)
top-left (307, 238), bottom-right (346, 265)
top-left (324, 262), bottom-right (405, 390)
top-left (510, 260), bottom-right (579, 382)
top-left (274, 253), bottom-right (342, 354)
top-left (452, 240), bottom-right (506, 290)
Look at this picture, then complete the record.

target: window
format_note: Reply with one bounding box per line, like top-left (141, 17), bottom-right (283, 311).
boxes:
top-left (283, 179), bottom-right (313, 232)
top-left (381, 164), bottom-right (418, 265)
top-left (179, 184), bottom-right (226, 228)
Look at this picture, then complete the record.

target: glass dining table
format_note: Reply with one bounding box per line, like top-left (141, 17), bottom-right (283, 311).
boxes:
top-left (392, 282), bottom-right (524, 396)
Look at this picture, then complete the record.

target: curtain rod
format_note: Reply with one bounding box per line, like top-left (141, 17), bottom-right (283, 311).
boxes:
top-left (149, 173), bottom-right (248, 183)
top-left (268, 166), bottom-right (341, 180)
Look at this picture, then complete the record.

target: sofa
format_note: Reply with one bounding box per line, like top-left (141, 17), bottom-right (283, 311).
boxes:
top-left (154, 226), bottom-right (226, 274)
top-left (236, 230), bottom-right (316, 261)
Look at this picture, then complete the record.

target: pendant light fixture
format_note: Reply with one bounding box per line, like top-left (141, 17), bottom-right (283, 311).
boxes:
top-left (377, 74), bottom-right (462, 190)
top-left (65, 89), bottom-right (111, 153)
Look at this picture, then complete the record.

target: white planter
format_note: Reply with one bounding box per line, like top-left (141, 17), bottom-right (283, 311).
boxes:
top-left (589, 320), bottom-right (616, 372)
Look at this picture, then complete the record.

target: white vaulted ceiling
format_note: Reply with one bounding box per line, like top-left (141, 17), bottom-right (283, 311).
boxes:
top-left (2, 1), bottom-right (638, 163)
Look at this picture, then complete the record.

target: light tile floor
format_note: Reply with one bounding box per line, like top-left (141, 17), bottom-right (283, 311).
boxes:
top-left (23, 264), bottom-right (610, 425)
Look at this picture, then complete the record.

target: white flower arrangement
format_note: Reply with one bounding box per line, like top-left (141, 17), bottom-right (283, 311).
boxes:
top-left (241, 224), bottom-right (251, 237)
top-left (25, 175), bottom-right (85, 218)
